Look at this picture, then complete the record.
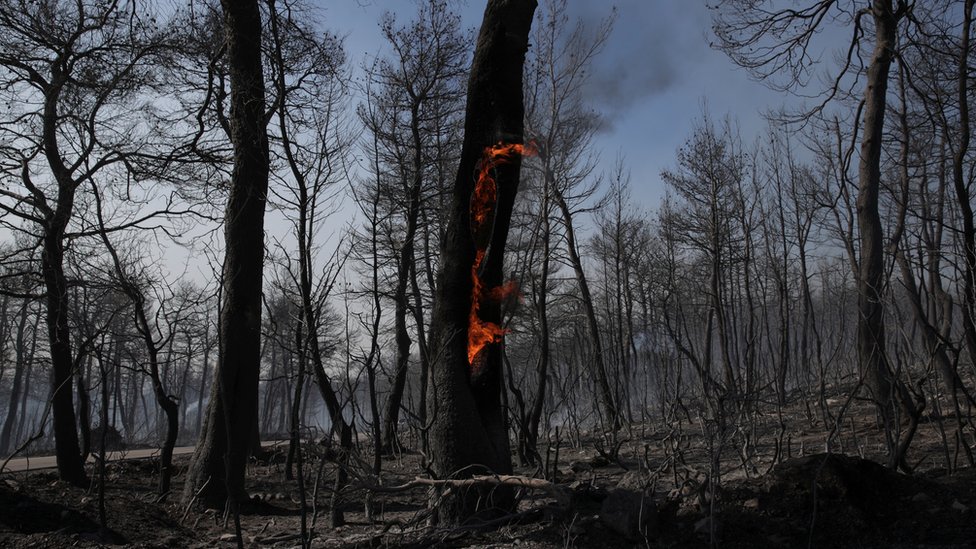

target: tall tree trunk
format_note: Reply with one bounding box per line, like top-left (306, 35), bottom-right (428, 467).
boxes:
top-left (92, 183), bottom-right (181, 498)
top-left (426, 0), bottom-right (536, 525)
top-left (195, 326), bottom-right (211, 438)
top-left (524, 191), bottom-right (552, 464)
top-left (775, 177), bottom-right (791, 406)
top-left (382, 100), bottom-right (426, 454)
top-left (15, 318), bottom-right (38, 446)
top-left (951, 0), bottom-right (976, 371)
top-left (740, 185), bottom-right (759, 404)
top-left (183, 0), bottom-right (270, 508)
top-left (123, 367), bottom-right (139, 441)
top-left (381, 225), bottom-right (416, 454)
top-left (707, 178), bottom-right (736, 396)
top-left (266, 2), bottom-right (352, 523)
top-left (552, 187), bottom-right (620, 428)
top-left (286, 320), bottom-right (305, 481)
top-left (361, 121), bottom-right (386, 484)
top-left (408, 259), bottom-right (430, 450)
top-left (146, 337), bottom-right (179, 496)
top-left (34, 45), bottom-right (89, 484)
top-left (178, 339), bottom-right (192, 438)
top-left (856, 0), bottom-right (901, 426)
top-left (261, 343), bottom-right (278, 435)
top-left (42, 190), bottom-right (86, 486)
top-left (76, 357), bottom-right (92, 461)
top-left (0, 300), bottom-right (31, 456)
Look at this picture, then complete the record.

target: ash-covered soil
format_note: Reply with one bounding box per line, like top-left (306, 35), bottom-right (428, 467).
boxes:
top-left (2, 390), bottom-right (975, 548)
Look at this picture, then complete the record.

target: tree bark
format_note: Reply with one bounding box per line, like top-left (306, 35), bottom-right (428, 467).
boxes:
top-left (524, 190), bottom-right (551, 465)
top-left (552, 186), bottom-right (620, 428)
top-left (856, 0), bottom-right (903, 425)
top-left (36, 66), bottom-right (87, 483)
top-left (76, 357), bottom-right (92, 462)
top-left (950, 0), bottom-right (976, 374)
top-left (195, 324), bottom-right (212, 438)
top-left (381, 101), bottom-right (424, 454)
top-left (0, 300), bottom-right (31, 456)
top-left (426, 0), bottom-right (536, 525)
top-left (183, 0), bottom-right (270, 508)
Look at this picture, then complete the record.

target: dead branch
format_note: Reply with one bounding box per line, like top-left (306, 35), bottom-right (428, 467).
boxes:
top-left (357, 473), bottom-right (572, 507)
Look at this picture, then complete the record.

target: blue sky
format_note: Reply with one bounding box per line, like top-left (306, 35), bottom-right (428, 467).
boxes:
top-left (319, 0), bottom-right (793, 209)
top-left (168, 1), bottom-right (810, 282)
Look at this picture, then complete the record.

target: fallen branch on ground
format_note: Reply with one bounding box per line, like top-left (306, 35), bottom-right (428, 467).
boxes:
top-left (356, 473), bottom-right (573, 507)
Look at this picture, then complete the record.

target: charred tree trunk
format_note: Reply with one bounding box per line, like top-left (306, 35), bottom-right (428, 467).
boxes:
top-left (14, 314), bottom-right (38, 447)
top-left (552, 186), bottom-right (620, 428)
top-left (76, 358), bottom-right (92, 462)
top-left (43, 152), bottom-right (86, 488)
top-left (855, 0), bottom-right (907, 429)
top-left (382, 101), bottom-right (428, 454)
top-left (135, 315), bottom-right (180, 496)
top-left (408, 259), bottom-right (430, 448)
top-left (426, 0), bottom-right (536, 525)
top-left (524, 194), bottom-right (551, 465)
top-left (183, 0), bottom-right (270, 508)
top-left (0, 300), bottom-right (30, 456)
top-left (951, 0), bottom-right (976, 373)
top-left (195, 326), bottom-right (212, 439)
top-left (92, 184), bottom-right (180, 498)
top-left (382, 193), bottom-right (418, 454)
top-left (360, 116), bottom-right (386, 487)
top-left (286, 319), bottom-right (305, 482)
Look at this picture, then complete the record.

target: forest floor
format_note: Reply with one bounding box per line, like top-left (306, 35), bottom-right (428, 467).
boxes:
top-left (2, 382), bottom-right (975, 548)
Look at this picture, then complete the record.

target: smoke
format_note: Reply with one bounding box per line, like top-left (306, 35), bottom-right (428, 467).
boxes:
top-left (564, 1), bottom-right (709, 131)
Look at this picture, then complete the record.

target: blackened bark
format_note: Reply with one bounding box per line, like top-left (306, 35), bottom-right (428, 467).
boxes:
top-left (91, 178), bottom-right (180, 498)
top-left (523, 192), bottom-right (551, 464)
top-left (285, 319), bottom-right (304, 481)
top-left (183, 0), bottom-right (270, 508)
top-left (382, 102), bottom-right (424, 454)
top-left (195, 327), bottom-right (211, 438)
top-left (119, 288), bottom-right (181, 497)
top-left (426, 0), bottom-right (536, 525)
top-left (0, 301), bottom-right (31, 456)
top-left (0, 299), bottom-right (37, 456)
top-left (552, 186), bottom-right (620, 427)
top-left (76, 360), bottom-right (92, 461)
top-left (951, 0), bottom-right (976, 376)
top-left (856, 0), bottom-right (902, 425)
top-left (43, 102), bottom-right (87, 488)
top-left (408, 259), bottom-right (430, 447)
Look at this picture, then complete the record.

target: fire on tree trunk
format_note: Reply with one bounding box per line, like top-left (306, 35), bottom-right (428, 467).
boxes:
top-left (425, 0), bottom-right (537, 525)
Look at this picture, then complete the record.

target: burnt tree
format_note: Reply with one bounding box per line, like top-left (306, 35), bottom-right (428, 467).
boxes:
top-left (425, 0), bottom-right (536, 524)
top-left (854, 0), bottom-right (912, 434)
top-left (0, 0), bottom-right (178, 486)
top-left (183, 0), bottom-right (270, 508)
top-left (713, 0), bottom-right (915, 465)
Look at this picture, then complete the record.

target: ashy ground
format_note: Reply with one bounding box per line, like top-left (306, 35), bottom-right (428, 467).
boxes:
top-left (1, 388), bottom-right (975, 548)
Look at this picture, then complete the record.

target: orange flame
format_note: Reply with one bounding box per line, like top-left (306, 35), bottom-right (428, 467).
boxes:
top-left (468, 142), bottom-right (535, 371)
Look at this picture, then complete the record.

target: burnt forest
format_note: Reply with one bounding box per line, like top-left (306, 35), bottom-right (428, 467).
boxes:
top-left (1, 0), bottom-right (975, 547)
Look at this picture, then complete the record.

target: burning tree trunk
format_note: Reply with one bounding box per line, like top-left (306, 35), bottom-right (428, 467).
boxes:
top-left (426, 0), bottom-right (536, 525)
